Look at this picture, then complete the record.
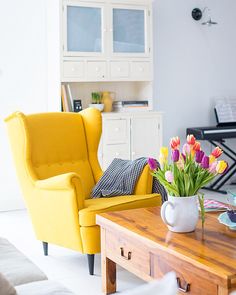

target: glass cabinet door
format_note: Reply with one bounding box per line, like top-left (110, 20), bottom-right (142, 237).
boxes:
top-left (64, 2), bottom-right (104, 55)
top-left (112, 6), bottom-right (149, 55)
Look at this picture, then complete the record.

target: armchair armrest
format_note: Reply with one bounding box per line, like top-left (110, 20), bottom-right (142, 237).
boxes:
top-left (35, 172), bottom-right (85, 210)
top-left (134, 164), bottom-right (153, 195)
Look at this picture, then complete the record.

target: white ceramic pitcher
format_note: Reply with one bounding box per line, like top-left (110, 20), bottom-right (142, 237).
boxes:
top-left (161, 195), bottom-right (199, 233)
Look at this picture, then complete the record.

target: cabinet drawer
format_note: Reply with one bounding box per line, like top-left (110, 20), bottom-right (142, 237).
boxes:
top-left (131, 62), bottom-right (151, 80)
top-left (152, 252), bottom-right (218, 294)
top-left (87, 61), bottom-right (106, 79)
top-left (103, 144), bottom-right (129, 169)
top-left (103, 119), bottom-right (128, 144)
top-left (106, 230), bottom-right (151, 279)
top-left (110, 61), bottom-right (129, 78)
top-left (63, 61), bottom-right (84, 78)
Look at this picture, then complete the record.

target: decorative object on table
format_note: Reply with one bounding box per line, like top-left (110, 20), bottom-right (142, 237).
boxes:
top-left (89, 92), bottom-right (104, 111)
top-left (101, 91), bottom-right (115, 112)
top-left (73, 99), bottom-right (82, 112)
top-left (226, 191), bottom-right (236, 222)
top-left (218, 212), bottom-right (236, 230)
top-left (201, 199), bottom-right (229, 212)
top-left (148, 135), bottom-right (228, 233)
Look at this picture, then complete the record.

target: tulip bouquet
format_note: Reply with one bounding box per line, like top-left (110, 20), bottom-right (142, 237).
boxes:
top-left (148, 135), bottom-right (228, 198)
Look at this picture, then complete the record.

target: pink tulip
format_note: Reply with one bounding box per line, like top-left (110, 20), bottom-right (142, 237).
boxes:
top-left (165, 171), bottom-right (174, 183)
top-left (182, 143), bottom-right (191, 156)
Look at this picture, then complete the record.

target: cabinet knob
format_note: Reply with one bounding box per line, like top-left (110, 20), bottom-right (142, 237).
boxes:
top-left (132, 152), bottom-right (136, 156)
top-left (95, 67), bottom-right (100, 72)
top-left (117, 67), bottom-right (121, 72)
top-left (115, 152), bottom-right (120, 156)
top-left (71, 67), bottom-right (75, 72)
top-left (109, 28), bottom-right (113, 32)
top-left (115, 127), bottom-right (120, 131)
top-left (139, 67), bottom-right (144, 72)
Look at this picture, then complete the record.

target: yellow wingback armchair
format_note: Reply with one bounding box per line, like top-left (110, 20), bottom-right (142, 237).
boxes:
top-left (5, 108), bottom-right (161, 274)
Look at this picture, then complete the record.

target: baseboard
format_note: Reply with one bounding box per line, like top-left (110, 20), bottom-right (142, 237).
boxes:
top-left (0, 198), bottom-right (25, 212)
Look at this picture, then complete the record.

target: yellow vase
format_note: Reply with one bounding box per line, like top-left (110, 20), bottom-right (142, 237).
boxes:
top-left (102, 91), bottom-right (115, 112)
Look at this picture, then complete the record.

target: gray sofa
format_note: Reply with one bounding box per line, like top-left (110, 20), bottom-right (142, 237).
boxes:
top-left (0, 238), bottom-right (74, 295)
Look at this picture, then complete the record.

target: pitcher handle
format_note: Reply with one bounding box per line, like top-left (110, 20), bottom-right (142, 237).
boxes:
top-left (161, 201), bottom-right (175, 227)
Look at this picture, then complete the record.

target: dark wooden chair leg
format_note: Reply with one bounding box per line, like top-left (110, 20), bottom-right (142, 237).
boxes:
top-left (87, 254), bottom-right (95, 275)
top-left (42, 242), bottom-right (48, 256)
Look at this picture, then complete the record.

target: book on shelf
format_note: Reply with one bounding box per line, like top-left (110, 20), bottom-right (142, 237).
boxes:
top-left (113, 100), bottom-right (149, 112)
top-left (61, 84), bottom-right (73, 112)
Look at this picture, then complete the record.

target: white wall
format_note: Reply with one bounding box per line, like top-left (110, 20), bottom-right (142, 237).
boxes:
top-left (0, 0), bottom-right (48, 210)
top-left (153, 0), bottom-right (236, 148)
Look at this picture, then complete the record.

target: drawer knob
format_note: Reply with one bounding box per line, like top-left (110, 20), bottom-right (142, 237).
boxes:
top-left (120, 247), bottom-right (132, 260)
top-left (177, 278), bottom-right (190, 293)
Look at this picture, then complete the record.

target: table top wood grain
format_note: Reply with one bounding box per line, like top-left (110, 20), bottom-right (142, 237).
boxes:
top-left (96, 207), bottom-right (236, 282)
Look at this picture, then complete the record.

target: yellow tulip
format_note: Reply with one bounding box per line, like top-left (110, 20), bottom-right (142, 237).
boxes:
top-left (160, 147), bottom-right (168, 158)
top-left (159, 147), bottom-right (168, 166)
top-left (216, 160), bottom-right (228, 174)
top-left (209, 155), bottom-right (216, 164)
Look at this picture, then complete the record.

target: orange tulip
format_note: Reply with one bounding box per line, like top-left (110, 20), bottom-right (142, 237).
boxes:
top-left (170, 137), bottom-right (180, 150)
top-left (211, 147), bottom-right (223, 158)
top-left (193, 141), bottom-right (201, 151)
top-left (187, 134), bottom-right (196, 145)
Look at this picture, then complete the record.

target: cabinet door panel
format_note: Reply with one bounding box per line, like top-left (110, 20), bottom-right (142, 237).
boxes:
top-left (103, 118), bottom-right (129, 144)
top-left (103, 144), bottom-right (130, 170)
top-left (111, 5), bottom-right (150, 56)
top-left (63, 2), bottom-right (106, 56)
top-left (131, 117), bottom-right (162, 160)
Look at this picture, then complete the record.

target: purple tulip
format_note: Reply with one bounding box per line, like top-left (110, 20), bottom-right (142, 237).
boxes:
top-left (195, 150), bottom-right (205, 163)
top-left (201, 155), bottom-right (209, 169)
top-left (148, 158), bottom-right (158, 170)
top-left (172, 149), bottom-right (180, 162)
top-left (181, 153), bottom-right (186, 162)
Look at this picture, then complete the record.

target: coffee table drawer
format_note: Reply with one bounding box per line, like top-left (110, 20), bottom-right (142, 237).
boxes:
top-left (105, 230), bottom-right (151, 279)
top-left (152, 253), bottom-right (218, 294)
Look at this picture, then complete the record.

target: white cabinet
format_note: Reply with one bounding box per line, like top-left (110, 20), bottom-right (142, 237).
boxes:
top-left (101, 112), bottom-right (162, 169)
top-left (61, 0), bottom-right (153, 82)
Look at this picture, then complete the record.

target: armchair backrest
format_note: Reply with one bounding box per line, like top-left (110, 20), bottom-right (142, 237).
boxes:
top-left (5, 108), bottom-right (103, 201)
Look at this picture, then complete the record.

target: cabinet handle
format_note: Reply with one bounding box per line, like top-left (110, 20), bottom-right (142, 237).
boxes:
top-left (176, 278), bottom-right (190, 293)
top-left (120, 247), bottom-right (132, 260)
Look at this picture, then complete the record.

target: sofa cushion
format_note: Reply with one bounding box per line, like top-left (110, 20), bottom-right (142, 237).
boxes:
top-left (0, 238), bottom-right (47, 286)
top-left (15, 280), bottom-right (74, 295)
top-left (79, 193), bottom-right (160, 226)
top-left (0, 273), bottom-right (16, 295)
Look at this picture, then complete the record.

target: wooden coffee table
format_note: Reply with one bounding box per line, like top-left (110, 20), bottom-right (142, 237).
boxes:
top-left (96, 207), bottom-right (236, 295)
